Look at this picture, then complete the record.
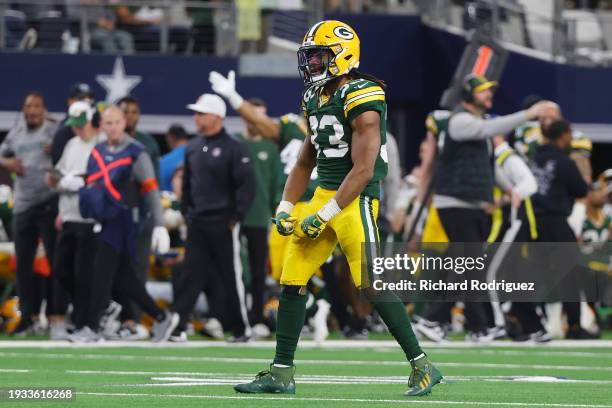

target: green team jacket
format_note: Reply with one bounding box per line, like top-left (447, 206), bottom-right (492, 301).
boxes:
top-left (239, 134), bottom-right (281, 228)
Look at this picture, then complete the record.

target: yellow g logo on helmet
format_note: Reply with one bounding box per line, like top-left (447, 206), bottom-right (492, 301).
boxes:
top-left (298, 20), bottom-right (360, 86)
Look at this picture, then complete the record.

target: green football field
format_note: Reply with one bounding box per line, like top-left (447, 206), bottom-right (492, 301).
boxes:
top-left (1, 339), bottom-right (611, 408)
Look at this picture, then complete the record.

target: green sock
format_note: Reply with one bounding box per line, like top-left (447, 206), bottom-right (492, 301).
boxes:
top-left (372, 292), bottom-right (424, 361)
top-left (273, 290), bottom-right (307, 366)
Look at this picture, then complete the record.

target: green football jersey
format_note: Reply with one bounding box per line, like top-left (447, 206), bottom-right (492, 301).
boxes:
top-left (514, 120), bottom-right (541, 162)
top-left (570, 130), bottom-right (593, 158)
top-left (278, 114), bottom-right (317, 202)
top-left (302, 78), bottom-right (388, 198)
top-left (425, 109), bottom-right (451, 139)
top-left (582, 215), bottom-right (611, 247)
top-left (580, 214), bottom-right (611, 271)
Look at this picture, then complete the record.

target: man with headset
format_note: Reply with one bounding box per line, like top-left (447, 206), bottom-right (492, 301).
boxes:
top-left (416, 74), bottom-right (555, 342)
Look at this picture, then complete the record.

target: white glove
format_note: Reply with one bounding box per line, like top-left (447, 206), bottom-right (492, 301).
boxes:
top-left (208, 70), bottom-right (244, 110)
top-left (58, 173), bottom-right (85, 192)
top-left (151, 225), bottom-right (170, 254)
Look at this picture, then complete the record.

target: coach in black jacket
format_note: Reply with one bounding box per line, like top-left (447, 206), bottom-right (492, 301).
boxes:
top-left (172, 93), bottom-right (255, 342)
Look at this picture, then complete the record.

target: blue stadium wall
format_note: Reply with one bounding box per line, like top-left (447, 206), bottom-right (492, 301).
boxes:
top-left (1, 14), bottom-right (611, 171)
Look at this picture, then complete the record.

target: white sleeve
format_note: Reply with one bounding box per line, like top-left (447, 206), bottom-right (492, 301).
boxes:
top-left (449, 111), bottom-right (528, 141)
top-left (502, 154), bottom-right (537, 199)
top-left (495, 165), bottom-right (512, 192)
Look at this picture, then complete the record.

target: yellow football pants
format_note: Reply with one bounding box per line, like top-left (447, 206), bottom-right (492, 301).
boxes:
top-left (268, 201), bottom-right (310, 281)
top-left (279, 187), bottom-right (379, 288)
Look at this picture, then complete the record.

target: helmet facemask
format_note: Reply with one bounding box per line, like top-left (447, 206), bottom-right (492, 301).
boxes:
top-left (298, 46), bottom-right (337, 86)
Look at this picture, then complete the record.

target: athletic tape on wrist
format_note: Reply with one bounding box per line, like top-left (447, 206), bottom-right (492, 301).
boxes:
top-left (276, 200), bottom-right (294, 216)
top-left (317, 198), bottom-right (341, 222)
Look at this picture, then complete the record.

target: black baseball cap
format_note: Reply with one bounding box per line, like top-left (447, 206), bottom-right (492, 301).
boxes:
top-left (68, 82), bottom-right (94, 100)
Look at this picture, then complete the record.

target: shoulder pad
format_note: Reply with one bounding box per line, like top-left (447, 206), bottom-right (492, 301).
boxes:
top-left (431, 110), bottom-right (451, 120)
top-left (342, 79), bottom-right (385, 117)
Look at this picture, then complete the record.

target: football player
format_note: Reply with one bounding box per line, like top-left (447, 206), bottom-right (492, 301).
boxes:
top-left (234, 20), bottom-right (442, 397)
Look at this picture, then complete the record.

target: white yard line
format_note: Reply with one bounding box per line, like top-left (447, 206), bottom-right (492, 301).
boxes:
top-left (62, 370), bottom-right (612, 385)
top-left (76, 391), bottom-right (612, 408)
top-left (0, 368), bottom-right (30, 373)
top-left (2, 351), bottom-right (612, 371)
top-left (2, 340), bottom-right (612, 349)
top-left (129, 375), bottom-right (612, 386)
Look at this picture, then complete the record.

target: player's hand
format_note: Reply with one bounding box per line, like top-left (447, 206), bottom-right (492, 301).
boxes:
top-left (301, 213), bottom-right (327, 239)
top-left (273, 212), bottom-right (297, 236)
top-left (208, 70), bottom-right (244, 110)
top-left (525, 101), bottom-right (557, 120)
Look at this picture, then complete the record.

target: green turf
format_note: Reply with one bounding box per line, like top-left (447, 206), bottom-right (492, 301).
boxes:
top-left (0, 342), bottom-right (611, 408)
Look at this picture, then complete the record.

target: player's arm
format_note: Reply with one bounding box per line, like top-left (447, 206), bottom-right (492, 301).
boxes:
top-left (570, 153), bottom-right (592, 184)
top-left (300, 110), bottom-right (380, 239)
top-left (237, 101), bottom-right (281, 140)
top-left (335, 111), bottom-right (381, 207)
top-left (415, 131), bottom-right (436, 204)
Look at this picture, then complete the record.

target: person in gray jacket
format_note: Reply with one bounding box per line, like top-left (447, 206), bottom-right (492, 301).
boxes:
top-left (49, 100), bottom-right (106, 342)
top-left (415, 74), bottom-right (555, 343)
top-left (0, 92), bottom-right (62, 336)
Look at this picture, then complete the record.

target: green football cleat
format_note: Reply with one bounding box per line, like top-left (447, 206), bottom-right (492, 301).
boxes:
top-left (234, 364), bottom-right (296, 394)
top-left (405, 357), bottom-right (443, 397)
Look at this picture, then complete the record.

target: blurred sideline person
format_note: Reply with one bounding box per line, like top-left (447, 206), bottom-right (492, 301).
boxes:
top-left (117, 96), bottom-right (161, 330)
top-left (170, 94), bottom-right (255, 342)
top-left (578, 171), bottom-right (612, 337)
top-left (513, 98), bottom-right (592, 235)
top-left (83, 106), bottom-right (176, 342)
top-left (514, 96), bottom-right (592, 178)
top-left (487, 135), bottom-right (548, 342)
top-left (531, 119), bottom-right (593, 339)
top-left (417, 74), bottom-right (556, 342)
top-left (599, 169), bottom-right (612, 218)
top-left (400, 111), bottom-right (450, 251)
top-left (379, 132), bottom-right (402, 243)
top-left (0, 92), bottom-right (64, 337)
top-left (48, 101), bottom-right (106, 342)
top-left (51, 83), bottom-right (95, 165)
top-left (235, 97), bottom-right (281, 337)
top-left (160, 124), bottom-right (189, 192)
